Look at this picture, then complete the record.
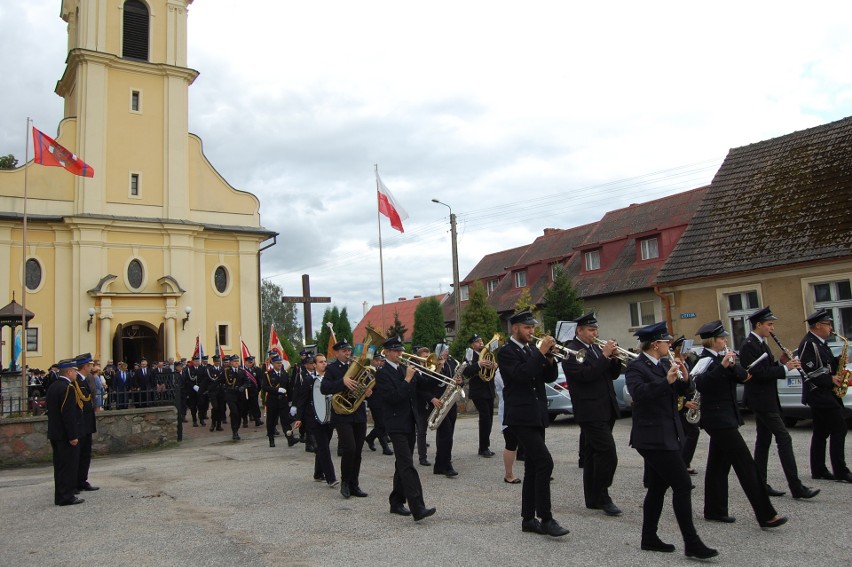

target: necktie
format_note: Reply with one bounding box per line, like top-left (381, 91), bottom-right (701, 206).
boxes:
top-left (523, 345), bottom-right (532, 358)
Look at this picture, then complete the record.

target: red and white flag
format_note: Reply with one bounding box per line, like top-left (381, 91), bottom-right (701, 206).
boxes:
top-left (32, 127), bottom-right (94, 178)
top-left (377, 173), bottom-right (408, 233)
top-left (268, 324), bottom-right (291, 371)
top-left (240, 337), bottom-right (252, 364)
top-left (326, 322), bottom-right (338, 359)
top-left (190, 335), bottom-right (205, 367)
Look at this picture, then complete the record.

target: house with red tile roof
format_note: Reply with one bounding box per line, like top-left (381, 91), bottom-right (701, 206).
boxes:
top-left (353, 294), bottom-right (448, 346)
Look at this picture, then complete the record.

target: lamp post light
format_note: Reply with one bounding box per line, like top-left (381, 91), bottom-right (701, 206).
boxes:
top-left (86, 307), bottom-right (96, 332)
top-left (431, 198), bottom-right (461, 337)
top-left (182, 305), bottom-right (192, 330)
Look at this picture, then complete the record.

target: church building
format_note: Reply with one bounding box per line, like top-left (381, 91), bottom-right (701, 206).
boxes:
top-left (0, 0), bottom-right (276, 369)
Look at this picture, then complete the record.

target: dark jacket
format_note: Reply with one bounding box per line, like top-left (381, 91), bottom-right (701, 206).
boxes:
top-left (798, 331), bottom-right (841, 408)
top-left (463, 350), bottom-right (497, 401)
top-left (739, 333), bottom-right (784, 413)
top-left (321, 358), bottom-right (368, 423)
top-left (46, 378), bottom-right (80, 441)
top-left (625, 354), bottom-right (690, 451)
top-left (561, 338), bottom-right (622, 423)
top-left (497, 339), bottom-right (558, 428)
top-left (694, 348), bottom-right (748, 430)
top-left (76, 372), bottom-right (97, 435)
top-left (262, 368), bottom-right (290, 408)
top-left (373, 361), bottom-right (426, 435)
top-left (131, 367), bottom-right (153, 392)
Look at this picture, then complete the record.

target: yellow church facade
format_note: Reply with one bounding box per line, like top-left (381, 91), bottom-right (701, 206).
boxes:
top-left (0, 0), bottom-right (275, 369)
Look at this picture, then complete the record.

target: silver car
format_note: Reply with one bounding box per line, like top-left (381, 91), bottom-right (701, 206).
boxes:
top-left (547, 366), bottom-right (630, 422)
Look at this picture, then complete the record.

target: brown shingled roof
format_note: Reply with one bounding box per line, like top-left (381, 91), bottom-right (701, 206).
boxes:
top-left (658, 116), bottom-right (852, 283)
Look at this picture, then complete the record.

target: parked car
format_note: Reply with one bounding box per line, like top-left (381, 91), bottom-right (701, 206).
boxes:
top-left (547, 366), bottom-right (630, 422)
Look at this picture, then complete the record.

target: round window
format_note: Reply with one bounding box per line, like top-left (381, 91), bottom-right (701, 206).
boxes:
top-left (127, 259), bottom-right (144, 289)
top-left (25, 258), bottom-right (42, 291)
top-left (214, 266), bottom-right (228, 293)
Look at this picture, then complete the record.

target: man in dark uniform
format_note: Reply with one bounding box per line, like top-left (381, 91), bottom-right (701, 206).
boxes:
top-left (412, 346), bottom-right (433, 466)
top-left (693, 320), bottom-right (787, 527)
top-left (497, 310), bottom-right (569, 537)
top-left (204, 355), bottom-right (225, 432)
top-left (223, 355), bottom-right (248, 440)
top-left (182, 355), bottom-right (201, 426)
top-left (292, 354), bottom-right (339, 486)
top-left (321, 340), bottom-right (370, 499)
top-left (373, 337), bottom-right (436, 521)
top-left (562, 312), bottom-right (623, 516)
top-left (739, 306), bottom-right (819, 499)
top-left (46, 359), bottom-right (84, 506)
top-left (798, 308), bottom-right (852, 483)
top-left (74, 353), bottom-right (99, 493)
top-left (262, 353), bottom-right (290, 447)
top-left (428, 344), bottom-right (462, 477)
top-left (463, 334), bottom-right (497, 457)
top-left (243, 356), bottom-right (264, 427)
top-left (365, 354), bottom-right (394, 455)
top-left (196, 355), bottom-right (210, 427)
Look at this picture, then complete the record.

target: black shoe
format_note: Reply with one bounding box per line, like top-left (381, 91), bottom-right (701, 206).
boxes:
top-left (199, 420), bottom-right (207, 427)
top-left (766, 485), bottom-right (786, 497)
top-left (600, 502), bottom-right (622, 516)
top-left (479, 449), bottom-right (495, 457)
top-left (340, 483), bottom-right (351, 499)
top-left (445, 468), bottom-right (459, 478)
top-left (273, 429), bottom-right (280, 436)
top-left (192, 421), bottom-right (198, 427)
top-left (578, 459), bottom-right (584, 469)
top-left (209, 425), bottom-right (215, 432)
top-left (835, 472), bottom-right (852, 483)
top-left (685, 541), bottom-right (718, 559)
top-left (705, 515), bottom-right (736, 523)
top-left (390, 504), bottom-right (411, 516)
top-left (641, 536), bottom-right (675, 553)
top-left (812, 471), bottom-right (836, 480)
top-left (216, 425), bottom-right (224, 432)
top-left (382, 448), bottom-right (394, 455)
top-left (242, 420), bottom-right (248, 427)
top-left (287, 437), bottom-right (298, 447)
top-left (269, 438), bottom-right (275, 447)
top-left (232, 433), bottom-right (240, 441)
top-left (521, 518), bottom-right (545, 534)
top-left (412, 507), bottom-right (436, 521)
top-left (687, 467), bottom-right (698, 475)
top-left (79, 483), bottom-right (99, 492)
top-left (792, 486), bottom-right (820, 499)
top-left (759, 515), bottom-right (788, 528)
top-left (305, 444), bottom-right (316, 453)
top-left (350, 486), bottom-right (368, 498)
top-left (58, 497), bottom-right (85, 506)
top-left (419, 458), bottom-right (431, 466)
top-left (255, 420), bottom-right (264, 426)
top-left (541, 519), bottom-right (569, 537)
top-left (366, 439), bottom-right (377, 451)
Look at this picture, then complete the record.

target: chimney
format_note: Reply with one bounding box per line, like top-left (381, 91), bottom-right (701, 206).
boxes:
top-left (543, 228), bottom-right (562, 236)
top-left (398, 297), bottom-right (407, 301)
top-left (413, 295), bottom-right (422, 299)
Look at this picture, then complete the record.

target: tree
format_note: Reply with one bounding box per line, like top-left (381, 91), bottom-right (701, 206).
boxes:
top-left (313, 306), bottom-right (354, 354)
top-left (451, 280), bottom-right (501, 359)
top-left (385, 311), bottom-right (408, 341)
top-left (0, 154), bottom-right (17, 169)
top-left (513, 288), bottom-right (536, 314)
top-left (260, 279), bottom-right (302, 351)
top-left (412, 297), bottom-right (445, 351)
top-left (541, 265), bottom-right (584, 334)
top-left (338, 307), bottom-right (354, 343)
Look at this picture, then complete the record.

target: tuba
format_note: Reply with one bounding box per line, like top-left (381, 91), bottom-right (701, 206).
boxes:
top-left (427, 360), bottom-right (468, 430)
top-left (331, 327), bottom-right (384, 415)
top-left (832, 332), bottom-right (850, 398)
top-left (478, 334), bottom-right (502, 382)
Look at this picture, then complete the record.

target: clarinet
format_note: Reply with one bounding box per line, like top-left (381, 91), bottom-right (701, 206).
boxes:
top-left (769, 331), bottom-right (814, 390)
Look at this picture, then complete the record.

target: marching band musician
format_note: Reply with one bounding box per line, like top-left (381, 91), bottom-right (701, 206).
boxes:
top-left (693, 320), bottom-right (787, 527)
top-left (739, 306), bottom-right (819, 499)
top-left (365, 354), bottom-right (394, 455)
top-left (291, 349), bottom-right (316, 449)
top-left (463, 334), bottom-right (497, 457)
top-left (497, 310), bottom-right (569, 537)
top-left (413, 346), bottom-right (433, 466)
top-left (373, 336), bottom-right (436, 521)
top-left (670, 336), bottom-right (700, 475)
top-left (204, 354), bottom-right (225, 432)
top-left (321, 340), bottom-right (371, 499)
top-left (46, 358), bottom-right (83, 506)
top-left (428, 344), bottom-right (461, 478)
top-left (561, 313), bottom-right (623, 517)
top-left (262, 353), bottom-right (290, 447)
top-left (196, 355), bottom-right (210, 427)
top-left (73, 353), bottom-right (99, 494)
top-left (182, 355), bottom-right (201, 427)
top-left (798, 309), bottom-right (852, 483)
top-left (242, 356), bottom-right (264, 428)
top-left (292, 354), bottom-right (339, 487)
top-left (625, 322), bottom-right (717, 559)
top-left (224, 355), bottom-right (249, 440)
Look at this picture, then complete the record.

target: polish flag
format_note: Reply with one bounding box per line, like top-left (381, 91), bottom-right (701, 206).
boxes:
top-left (377, 173), bottom-right (408, 233)
top-left (268, 325), bottom-right (291, 371)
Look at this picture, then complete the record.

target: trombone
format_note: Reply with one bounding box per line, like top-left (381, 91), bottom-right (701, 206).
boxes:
top-left (532, 335), bottom-right (586, 363)
top-left (595, 338), bottom-right (638, 364)
top-left (399, 352), bottom-right (459, 388)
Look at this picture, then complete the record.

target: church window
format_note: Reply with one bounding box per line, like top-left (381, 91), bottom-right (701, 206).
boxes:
top-left (25, 258), bottom-right (42, 291)
top-left (131, 90), bottom-right (141, 112)
top-left (130, 173), bottom-right (140, 196)
top-left (128, 259), bottom-right (144, 289)
top-left (123, 1), bottom-right (150, 61)
top-left (214, 266), bottom-right (229, 294)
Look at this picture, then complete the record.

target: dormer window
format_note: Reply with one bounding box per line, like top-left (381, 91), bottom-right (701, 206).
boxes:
top-left (584, 250), bottom-right (600, 271)
top-left (487, 278), bottom-right (499, 295)
top-left (640, 237), bottom-right (659, 260)
top-left (513, 270), bottom-right (527, 288)
top-left (459, 285), bottom-right (469, 301)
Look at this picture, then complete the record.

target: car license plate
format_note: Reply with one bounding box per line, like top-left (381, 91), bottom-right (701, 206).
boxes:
top-left (787, 377), bottom-right (802, 387)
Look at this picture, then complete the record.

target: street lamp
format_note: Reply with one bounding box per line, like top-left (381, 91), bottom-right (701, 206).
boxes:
top-left (86, 307), bottom-right (96, 332)
top-left (432, 199), bottom-right (461, 338)
top-left (182, 305), bottom-right (192, 330)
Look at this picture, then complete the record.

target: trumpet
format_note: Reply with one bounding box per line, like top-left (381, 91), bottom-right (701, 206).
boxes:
top-left (595, 338), bottom-right (638, 364)
top-left (399, 353), bottom-right (459, 389)
top-left (532, 335), bottom-right (586, 363)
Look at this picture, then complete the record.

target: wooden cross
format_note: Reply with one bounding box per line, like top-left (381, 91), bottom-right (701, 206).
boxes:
top-left (281, 274), bottom-right (331, 342)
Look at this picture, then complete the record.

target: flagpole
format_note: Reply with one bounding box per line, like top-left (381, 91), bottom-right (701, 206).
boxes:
top-left (374, 164), bottom-right (386, 333)
top-left (21, 118), bottom-right (31, 406)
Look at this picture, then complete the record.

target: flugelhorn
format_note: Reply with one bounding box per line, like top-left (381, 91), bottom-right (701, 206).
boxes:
top-left (399, 353), bottom-right (458, 389)
top-left (532, 335), bottom-right (586, 363)
top-left (595, 338), bottom-right (638, 364)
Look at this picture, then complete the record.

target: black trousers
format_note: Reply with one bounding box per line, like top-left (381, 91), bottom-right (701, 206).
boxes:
top-left (198, 393), bottom-right (209, 422)
top-left (335, 421), bottom-right (367, 488)
top-left (51, 439), bottom-right (80, 505)
top-left (579, 419), bottom-right (617, 507)
top-left (473, 397), bottom-right (494, 451)
top-left (679, 414), bottom-right (700, 467)
top-left (637, 448), bottom-right (699, 545)
top-left (266, 403), bottom-right (285, 439)
top-left (115, 389), bottom-right (129, 410)
top-left (246, 388), bottom-right (262, 422)
top-left (224, 390), bottom-right (241, 434)
top-left (77, 433), bottom-right (93, 488)
top-left (434, 405), bottom-right (457, 473)
top-left (508, 425), bottom-right (554, 522)
top-left (704, 426), bottom-right (777, 522)
top-left (388, 431), bottom-right (426, 511)
top-left (753, 411), bottom-right (803, 492)
top-left (810, 405), bottom-right (849, 476)
top-left (182, 391), bottom-right (198, 422)
top-left (307, 421), bottom-right (337, 484)
top-left (414, 406), bottom-right (428, 460)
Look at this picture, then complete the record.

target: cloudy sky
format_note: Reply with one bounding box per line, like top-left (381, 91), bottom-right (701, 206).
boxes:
top-left (2, 1), bottom-right (851, 340)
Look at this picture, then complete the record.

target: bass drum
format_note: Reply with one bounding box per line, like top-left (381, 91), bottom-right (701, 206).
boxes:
top-left (312, 376), bottom-right (331, 424)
